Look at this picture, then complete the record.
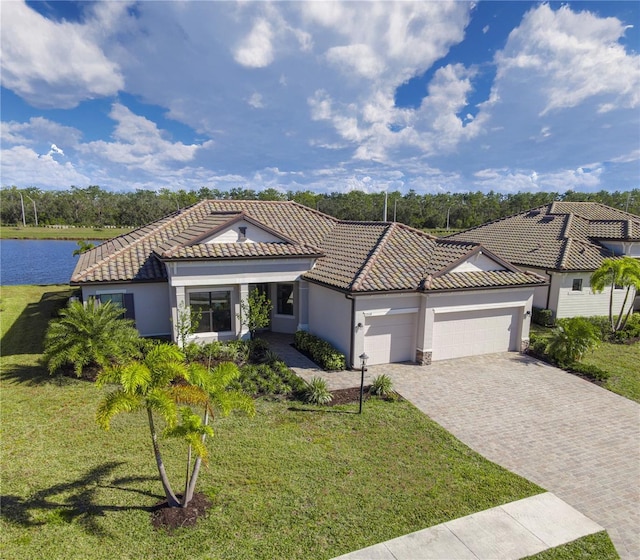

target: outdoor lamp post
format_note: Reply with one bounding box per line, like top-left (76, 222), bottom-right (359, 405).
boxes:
top-left (358, 352), bottom-right (368, 414)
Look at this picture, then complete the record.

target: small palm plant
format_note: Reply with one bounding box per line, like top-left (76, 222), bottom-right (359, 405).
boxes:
top-left (370, 374), bottom-right (394, 397)
top-left (545, 317), bottom-right (600, 366)
top-left (304, 376), bottom-right (333, 405)
top-left (96, 343), bottom-right (254, 508)
top-left (44, 299), bottom-right (141, 376)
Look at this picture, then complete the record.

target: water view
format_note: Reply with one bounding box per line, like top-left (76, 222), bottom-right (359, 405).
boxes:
top-left (0, 239), bottom-right (99, 285)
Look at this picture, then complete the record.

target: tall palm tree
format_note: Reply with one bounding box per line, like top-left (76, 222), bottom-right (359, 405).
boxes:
top-left (96, 343), bottom-right (254, 508)
top-left (590, 257), bottom-right (640, 333)
top-left (44, 299), bottom-right (141, 376)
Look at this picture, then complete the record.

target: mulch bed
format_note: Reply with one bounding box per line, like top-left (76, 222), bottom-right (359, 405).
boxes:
top-left (151, 492), bottom-right (212, 532)
top-left (328, 385), bottom-right (371, 405)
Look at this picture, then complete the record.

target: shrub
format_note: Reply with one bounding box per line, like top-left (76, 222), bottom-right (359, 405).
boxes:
top-left (234, 360), bottom-right (306, 397)
top-left (370, 374), bottom-right (394, 397)
top-left (532, 307), bottom-right (554, 327)
top-left (248, 338), bottom-right (270, 363)
top-left (567, 362), bottom-right (610, 382)
top-left (304, 377), bottom-right (333, 405)
top-left (622, 312), bottom-right (640, 338)
top-left (294, 331), bottom-right (346, 371)
top-left (545, 317), bottom-right (600, 366)
top-left (581, 316), bottom-right (611, 342)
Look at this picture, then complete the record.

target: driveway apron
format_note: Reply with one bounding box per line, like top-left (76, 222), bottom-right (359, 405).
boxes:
top-left (369, 353), bottom-right (640, 560)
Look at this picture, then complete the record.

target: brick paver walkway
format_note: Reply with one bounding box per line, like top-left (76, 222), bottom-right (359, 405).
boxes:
top-left (266, 335), bottom-right (640, 560)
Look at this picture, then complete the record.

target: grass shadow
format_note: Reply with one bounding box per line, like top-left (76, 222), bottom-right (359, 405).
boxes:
top-left (1, 461), bottom-right (161, 536)
top-left (1, 289), bottom-right (75, 356)
top-left (0, 362), bottom-right (55, 386)
top-left (288, 406), bottom-right (358, 415)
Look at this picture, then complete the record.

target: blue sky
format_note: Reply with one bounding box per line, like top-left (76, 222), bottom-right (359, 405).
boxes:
top-left (1, 1), bottom-right (639, 195)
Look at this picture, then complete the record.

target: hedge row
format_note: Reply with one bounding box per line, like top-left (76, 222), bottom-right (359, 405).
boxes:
top-left (294, 331), bottom-right (346, 371)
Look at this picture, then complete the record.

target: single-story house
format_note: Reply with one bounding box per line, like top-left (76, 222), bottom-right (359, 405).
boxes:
top-left (449, 202), bottom-right (640, 320)
top-left (71, 200), bottom-right (546, 367)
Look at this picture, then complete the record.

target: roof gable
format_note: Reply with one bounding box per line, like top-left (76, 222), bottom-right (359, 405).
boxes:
top-left (449, 202), bottom-right (640, 271)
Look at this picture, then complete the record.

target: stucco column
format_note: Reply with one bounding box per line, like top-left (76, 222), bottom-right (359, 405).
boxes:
top-left (173, 286), bottom-right (186, 344)
top-left (297, 280), bottom-right (309, 332)
top-left (238, 283), bottom-right (250, 340)
top-left (416, 294), bottom-right (432, 365)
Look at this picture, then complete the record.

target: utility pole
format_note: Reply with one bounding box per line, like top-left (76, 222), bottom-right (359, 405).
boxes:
top-left (19, 193), bottom-right (26, 227)
top-left (25, 194), bottom-right (38, 226)
top-left (383, 191), bottom-right (388, 221)
top-left (393, 199), bottom-right (397, 222)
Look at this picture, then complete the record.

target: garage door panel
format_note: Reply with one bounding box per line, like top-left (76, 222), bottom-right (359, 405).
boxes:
top-left (433, 308), bottom-right (519, 362)
top-left (364, 313), bottom-right (416, 365)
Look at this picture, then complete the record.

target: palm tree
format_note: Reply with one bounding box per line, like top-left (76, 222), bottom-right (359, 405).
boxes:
top-left (96, 343), bottom-right (254, 508)
top-left (72, 240), bottom-right (96, 256)
top-left (590, 257), bottom-right (640, 333)
top-left (44, 299), bottom-right (142, 376)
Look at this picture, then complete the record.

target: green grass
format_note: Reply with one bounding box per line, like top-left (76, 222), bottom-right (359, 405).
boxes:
top-left (524, 531), bottom-right (619, 559)
top-left (1, 226), bottom-right (132, 240)
top-left (530, 323), bottom-right (640, 403)
top-left (1, 285), bottom-right (545, 560)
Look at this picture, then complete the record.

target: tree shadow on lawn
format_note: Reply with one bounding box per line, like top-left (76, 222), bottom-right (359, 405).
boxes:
top-left (1, 289), bottom-right (75, 356)
top-left (1, 461), bottom-right (161, 536)
top-left (0, 363), bottom-right (64, 386)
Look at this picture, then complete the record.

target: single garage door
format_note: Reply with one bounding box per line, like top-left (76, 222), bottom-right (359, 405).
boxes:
top-left (432, 307), bottom-right (519, 361)
top-left (364, 312), bottom-right (417, 365)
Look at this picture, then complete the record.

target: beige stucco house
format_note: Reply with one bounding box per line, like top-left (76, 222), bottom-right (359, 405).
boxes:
top-left (72, 200), bottom-right (546, 367)
top-left (449, 202), bottom-right (640, 320)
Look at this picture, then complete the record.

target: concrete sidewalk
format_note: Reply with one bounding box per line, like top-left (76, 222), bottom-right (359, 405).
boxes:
top-left (332, 492), bottom-right (603, 560)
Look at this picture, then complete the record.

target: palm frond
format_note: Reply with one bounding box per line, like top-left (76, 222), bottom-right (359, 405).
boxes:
top-left (170, 385), bottom-right (210, 407)
top-left (96, 390), bottom-right (142, 430)
top-left (146, 388), bottom-right (178, 426)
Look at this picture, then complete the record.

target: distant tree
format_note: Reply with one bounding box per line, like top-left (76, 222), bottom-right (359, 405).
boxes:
top-left (72, 240), bottom-right (95, 256)
top-left (44, 299), bottom-right (142, 376)
top-left (590, 257), bottom-right (640, 333)
top-left (96, 344), bottom-right (254, 507)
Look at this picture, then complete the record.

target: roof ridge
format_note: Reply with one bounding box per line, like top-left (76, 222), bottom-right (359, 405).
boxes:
top-left (73, 200), bottom-right (210, 282)
top-left (559, 238), bottom-right (573, 269)
top-left (562, 213), bottom-right (573, 239)
top-left (350, 224), bottom-right (394, 291)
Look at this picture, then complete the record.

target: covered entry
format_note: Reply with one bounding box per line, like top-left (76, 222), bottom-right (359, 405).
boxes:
top-left (363, 311), bottom-right (417, 365)
top-left (432, 307), bottom-right (520, 361)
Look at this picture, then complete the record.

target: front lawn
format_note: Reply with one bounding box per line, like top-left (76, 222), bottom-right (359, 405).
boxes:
top-left (1, 285), bottom-right (543, 559)
top-left (530, 323), bottom-right (640, 403)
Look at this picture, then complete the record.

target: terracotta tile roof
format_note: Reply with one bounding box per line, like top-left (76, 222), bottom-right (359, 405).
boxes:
top-left (72, 199), bottom-right (546, 293)
top-left (425, 270), bottom-right (545, 291)
top-left (450, 202), bottom-right (640, 272)
top-left (160, 242), bottom-right (322, 259)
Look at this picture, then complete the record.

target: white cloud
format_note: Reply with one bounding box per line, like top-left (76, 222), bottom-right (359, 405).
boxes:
top-left (78, 103), bottom-right (214, 174)
top-left (0, 1), bottom-right (127, 108)
top-left (495, 4), bottom-right (640, 115)
top-left (1, 117), bottom-right (82, 147)
top-left (248, 93), bottom-right (264, 109)
top-left (472, 166), bottom-right (603, 193)
top-left (325, 44), bottom-right (385, 79)
top-left (234, 19), bottom-right (274, 68)
top-left (1, 145), bottom-right (91, 188)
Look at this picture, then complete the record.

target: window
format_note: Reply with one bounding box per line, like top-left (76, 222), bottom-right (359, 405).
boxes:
top-left (276, 283), bottom-right (294, 316)
top-left (572, 279), bottom-right (583, 292)
top-left (97, 293), bottom-right (135, 320)
top-left (189, 291), bottom-right (232, 333)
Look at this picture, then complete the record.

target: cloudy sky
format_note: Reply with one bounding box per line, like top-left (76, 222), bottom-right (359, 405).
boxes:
top-left (1, 1), bottom-right (639, 195)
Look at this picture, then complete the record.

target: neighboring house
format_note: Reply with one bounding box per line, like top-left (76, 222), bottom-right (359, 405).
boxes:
top-left (71, 200), bottom-right (545, 367)
top-left (449, 202), bottom-right (640, 320)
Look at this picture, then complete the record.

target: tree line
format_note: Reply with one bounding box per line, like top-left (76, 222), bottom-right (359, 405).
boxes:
top-left (1, 185), bottom-right (638, 231)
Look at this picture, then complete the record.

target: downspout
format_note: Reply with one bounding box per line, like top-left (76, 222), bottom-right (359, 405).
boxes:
top-left (545, 270), bottom-right (551, 310)
top-left (346, 293), bottom-right (355, 369)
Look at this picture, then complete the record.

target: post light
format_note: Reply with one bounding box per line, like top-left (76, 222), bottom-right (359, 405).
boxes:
top-left (358, 352), bottom-right (368, 414)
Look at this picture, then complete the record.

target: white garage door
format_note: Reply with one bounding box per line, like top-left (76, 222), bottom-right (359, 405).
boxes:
top-left (432, 307), bottom-right (519, 361)
top-left (364, 313), bottom-right (417, 365)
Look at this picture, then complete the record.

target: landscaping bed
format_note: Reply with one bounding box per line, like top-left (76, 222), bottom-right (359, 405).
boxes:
top-left (2, 285), bottom-right (545, 560)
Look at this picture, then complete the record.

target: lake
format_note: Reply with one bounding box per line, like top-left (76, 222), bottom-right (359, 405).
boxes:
top-left (0, 239), bottom-right (100, 285)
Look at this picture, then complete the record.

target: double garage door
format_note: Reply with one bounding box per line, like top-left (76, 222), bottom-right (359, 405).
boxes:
top-left (363, 307), bottom-right (520, 364)
top-left (432, 307), bottom-right (519, 361)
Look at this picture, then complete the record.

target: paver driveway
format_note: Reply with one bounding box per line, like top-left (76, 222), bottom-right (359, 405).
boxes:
top-left (369, 353), bottom-right (640, 560)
